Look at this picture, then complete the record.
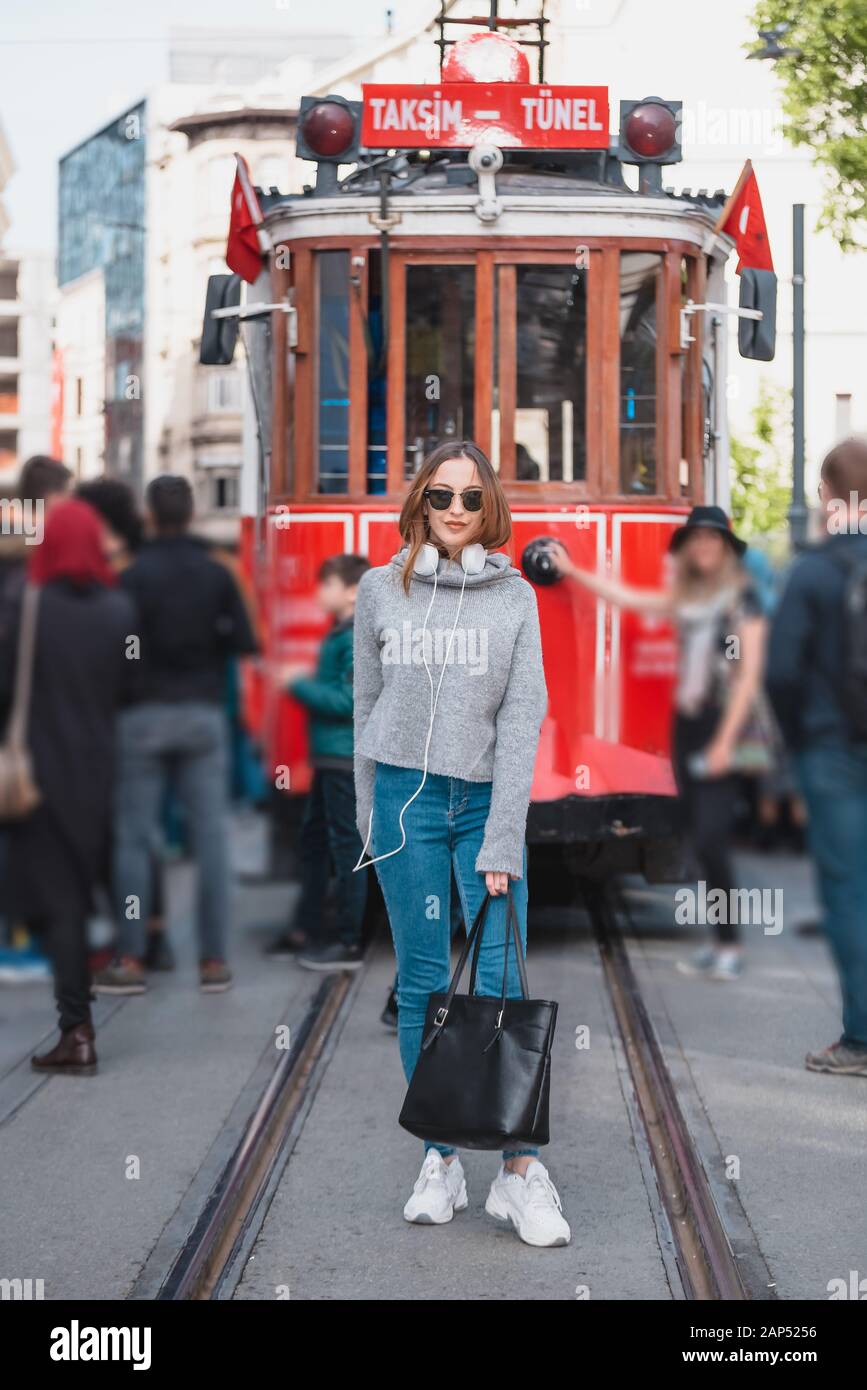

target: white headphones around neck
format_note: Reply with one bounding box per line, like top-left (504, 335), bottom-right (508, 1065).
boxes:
top-left (413, 542), bottom-right (486, 577)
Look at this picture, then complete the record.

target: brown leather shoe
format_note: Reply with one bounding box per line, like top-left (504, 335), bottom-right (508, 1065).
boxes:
top-left (31, 1022), bottom-right (97, 1076)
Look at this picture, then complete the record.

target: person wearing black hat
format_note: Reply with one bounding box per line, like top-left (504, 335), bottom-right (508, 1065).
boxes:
top-left (550, 507), bottom-right (766, 981)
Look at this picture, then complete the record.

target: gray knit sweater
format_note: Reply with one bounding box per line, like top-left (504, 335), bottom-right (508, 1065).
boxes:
top-left (353, 548), bottom-right (548, 879)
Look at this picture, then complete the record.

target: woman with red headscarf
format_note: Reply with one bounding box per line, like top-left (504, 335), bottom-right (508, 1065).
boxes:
top-left (0, 499), bottom-right (137, 1072)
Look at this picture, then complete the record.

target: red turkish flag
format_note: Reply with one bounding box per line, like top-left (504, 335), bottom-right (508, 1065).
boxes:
top-left (226, 155), bottom-right (264, 284)
top-left (719, 162), bottom-right (774, 273)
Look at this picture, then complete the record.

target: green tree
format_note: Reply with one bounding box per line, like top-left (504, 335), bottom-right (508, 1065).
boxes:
top-left (730, 381), bottom-right (792, 541)
top-left (749, 0), bottom-right (867, 249)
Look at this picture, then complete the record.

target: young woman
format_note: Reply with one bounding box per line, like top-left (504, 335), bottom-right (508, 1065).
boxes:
top-left (353, 441), bottom-right (570, 1247)
top-left (551, 506), bottom-right (766, 981)
top-left (0, 500), bottom-right (137, 1071)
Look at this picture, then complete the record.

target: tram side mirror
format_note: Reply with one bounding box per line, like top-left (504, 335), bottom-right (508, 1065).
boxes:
top-left (200, 274), bottom-right (242, 366)
top-left (522, 536), bottom-right (563, 587)
top-left (738, 268), bottom-right (776, 361)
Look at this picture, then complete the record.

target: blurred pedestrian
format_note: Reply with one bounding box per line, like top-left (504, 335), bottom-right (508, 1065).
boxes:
top-left (207, 540), bottom-right (266, 813)
top-left (0, 499), bottom-right (136, 1071)
top-left (1, 456), bottom-right (70, 641)
top-left (76, 476), bottom-right (143, 573)
top-left (768, 437), bottom-right (867, 1077)
top-left (266, 553), bottom-right (370, 970)
top-left (18, 454), bottom-right (72, 513)
top-left (740, 544), bottom-right (806, 854)
top-left (552, 506), bottom-right (768, 981)
top-left (94, 475), bottom-right (256, 996)
top-left (77, 477), bottom-right (176, 973)
top-left (0, 455), bottom-right (72, 984)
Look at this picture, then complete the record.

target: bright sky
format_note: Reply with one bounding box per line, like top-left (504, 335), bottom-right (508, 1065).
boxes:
top-left (0, 0), bottom-right (416, 254)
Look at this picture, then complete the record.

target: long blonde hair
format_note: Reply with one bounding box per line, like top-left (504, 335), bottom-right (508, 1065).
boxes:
top-left (398, 441), bottom-right (511, 594)
top-left (671, 543), bottom-right (747, 610)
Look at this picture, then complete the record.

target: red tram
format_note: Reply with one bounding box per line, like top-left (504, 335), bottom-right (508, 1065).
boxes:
top-left (203, 17), bottom-right (775, 882)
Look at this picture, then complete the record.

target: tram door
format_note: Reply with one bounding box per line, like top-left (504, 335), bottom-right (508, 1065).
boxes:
top-left (393, 251), bottom-right (588, 488)
top-left (384, 251), bottom-right (604, 792)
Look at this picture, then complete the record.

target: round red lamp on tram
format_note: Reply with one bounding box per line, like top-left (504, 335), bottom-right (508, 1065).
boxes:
top-left (624, 101), bottom-right (677, 159)
top-left (300, 101), bottom-right (356, 158)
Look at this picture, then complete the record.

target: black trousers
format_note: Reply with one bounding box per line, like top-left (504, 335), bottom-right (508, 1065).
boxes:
top-left (33, 911), bottom-right (91, 1032)
top-left (2, 808), bottom-right (95, 1033)
top-left (672, 711), bottom-right (741, 946)
top-left (294, 769), bottom-right (367, 947)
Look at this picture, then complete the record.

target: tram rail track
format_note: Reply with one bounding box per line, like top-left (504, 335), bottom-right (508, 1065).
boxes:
top-left (585, 881), bottom-right (753, 1301)
top-left (155, 971), bottom-right (358, 1301)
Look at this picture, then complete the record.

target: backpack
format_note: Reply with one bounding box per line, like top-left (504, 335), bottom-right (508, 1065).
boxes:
top-left (828, 545), bottom-right (867, 742)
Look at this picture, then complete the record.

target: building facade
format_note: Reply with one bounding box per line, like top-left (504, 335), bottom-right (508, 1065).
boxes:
top-left (54, 267), bottom-right (105, 481)
top-left (55, 30), bottom-right (353, 529)
top-left (0, 114), bottom-right (55, 490)
top-left (57, 102), bottom-right (147, 489)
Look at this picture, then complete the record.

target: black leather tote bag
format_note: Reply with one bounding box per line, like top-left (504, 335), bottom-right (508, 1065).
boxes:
top-left (398, 890), bottom-right (557, 1151)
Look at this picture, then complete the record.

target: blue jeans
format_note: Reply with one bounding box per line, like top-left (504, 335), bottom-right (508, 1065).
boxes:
top-left (114, 703), bottom-right (231, 962)
top-left (372, 763), bottom-right (538, 1161)
top-left (797, 743), bottom-right (867, 1048)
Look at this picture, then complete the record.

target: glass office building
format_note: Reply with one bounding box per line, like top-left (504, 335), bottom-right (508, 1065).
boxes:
top-left (58, 102), bottom-right (146, 488)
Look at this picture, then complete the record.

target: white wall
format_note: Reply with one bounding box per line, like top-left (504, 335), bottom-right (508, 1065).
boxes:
top-left (56, 267), bottom-right (105, 479)
top-left (15, 251), bottom-right (55, 461)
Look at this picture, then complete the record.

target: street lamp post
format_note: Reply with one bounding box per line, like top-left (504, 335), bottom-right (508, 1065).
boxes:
top-left (790, 204), bottom-right (808, 547)
top-left (748, 27), bottom-right (809, 550)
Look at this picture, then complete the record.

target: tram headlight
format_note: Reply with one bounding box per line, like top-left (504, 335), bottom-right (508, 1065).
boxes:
top-left (619, 98), bottom-right (682, 165)
top-left (468, 143), bottom-right (504, 175)
top-left (296, 95), bottom-right (362, 163)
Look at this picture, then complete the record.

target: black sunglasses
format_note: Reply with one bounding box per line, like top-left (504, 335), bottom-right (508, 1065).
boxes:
top-left (423, 486), bottom-right (484, 512)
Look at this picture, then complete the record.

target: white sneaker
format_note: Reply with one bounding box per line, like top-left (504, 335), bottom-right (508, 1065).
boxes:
top-left (485, 1159), bottom-right (571, 1247)
top-left (675, 947), bottom-right (716, 977)
top-left (403, 1150), bottom-right (468, 1225)
top-left (710, 949), bottom-right (744, 982)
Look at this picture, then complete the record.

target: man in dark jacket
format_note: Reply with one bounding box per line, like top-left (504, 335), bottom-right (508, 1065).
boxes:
top-left (95, 475), bottom-right (256, 996)
top-left (267, 553), bottom-right (369, 971)
top-left (767, 437), bottom-right (867, 1077)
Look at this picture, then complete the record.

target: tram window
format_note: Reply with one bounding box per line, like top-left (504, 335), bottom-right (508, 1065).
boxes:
top-left (404, 264), bottom-right (475, 477)
top-left (620, 252), bottom-right (661, 494)
top-left (315, 251), bottom-right (350, 495)
top-left (367, 250), bottom-right (387, 494)
top-left (510, 265), bottom-right (586, 482)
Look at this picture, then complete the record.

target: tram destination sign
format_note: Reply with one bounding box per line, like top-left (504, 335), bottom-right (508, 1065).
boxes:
top-left (361, 83), bottom-right (610, 151)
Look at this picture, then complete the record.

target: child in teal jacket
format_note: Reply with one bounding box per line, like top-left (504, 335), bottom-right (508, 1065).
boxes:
top-left (267, 553), bottom-right (370, 969)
